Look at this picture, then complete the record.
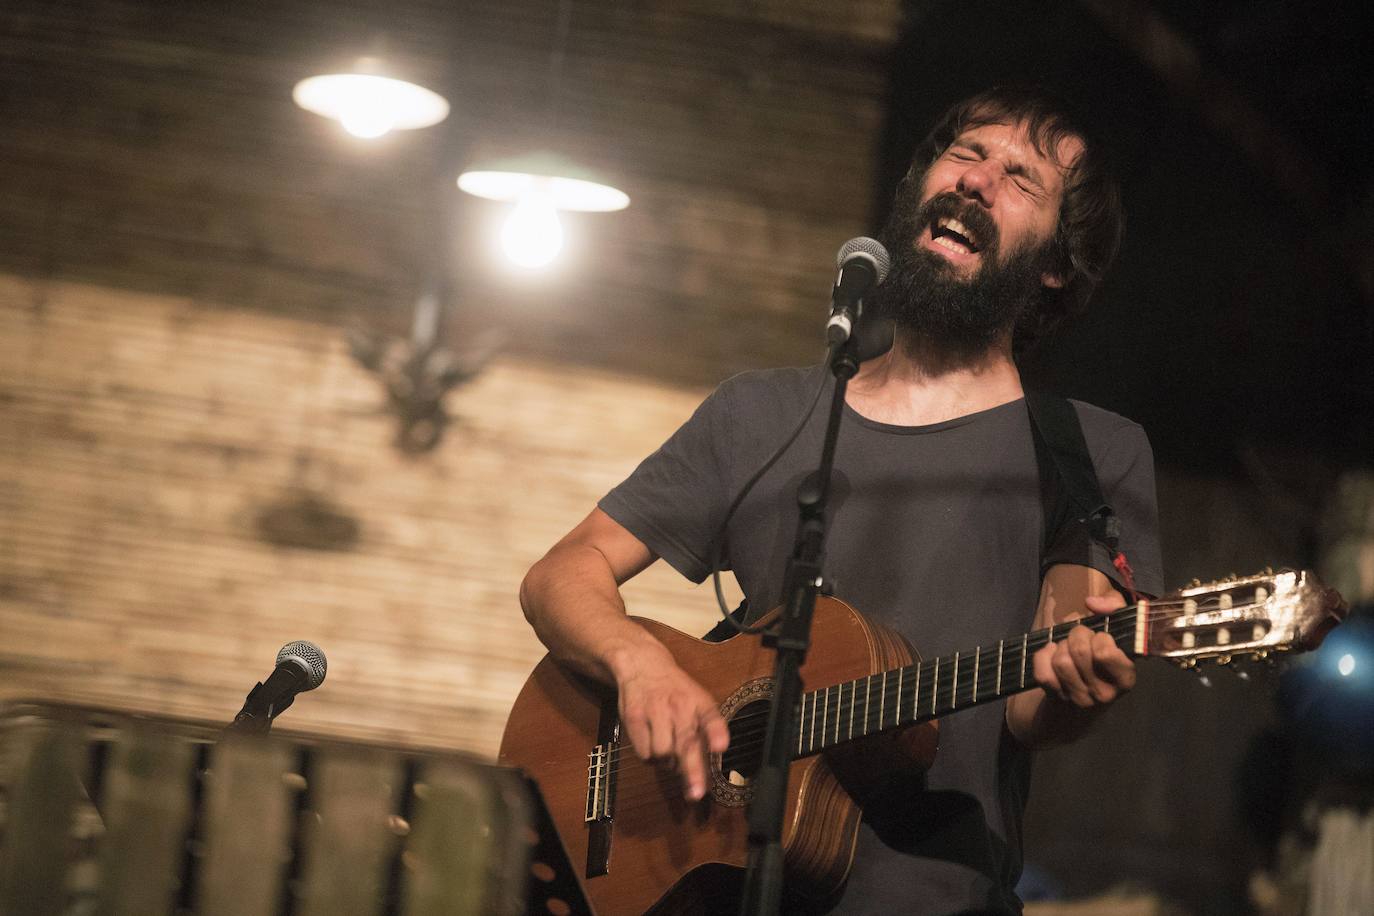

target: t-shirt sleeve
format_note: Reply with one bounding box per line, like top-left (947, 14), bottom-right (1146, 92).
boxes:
top-left (1042, 417), bottom-right (1166, 598)
top-left (597, 382), bottom-right (736, 584)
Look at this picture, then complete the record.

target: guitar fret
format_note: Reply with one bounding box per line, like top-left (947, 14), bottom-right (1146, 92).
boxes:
top-left (831, 683), bottom-right (839, 746)
top-left (808, 691), bottom-right (816, 753)
top-left (832, 682), bottom-right (841, 746)
top-left (821, 686), bottom-right (829, 747)
top-left (951, 652), bottom-right (959, 711)
top-left (864, 675), bottom-right (872, 735)
top-left (913, 661), bottom-right (922, 720)
top-left (931, 657), bottom-right (938, 716)
top-left (797, 697), bottom-right (804, 756)
top-left (972, 646), bottom-right (980, 704)
top-left (809, 690), bottom-right (817, 753)
top-left (996, 640), bottom-right (1004, 697)
top-left (879, 671), bottom-right (887, 729)
top-left (1020, 634), bottom-right (1028, 689)
top-left (831, 684), bottom-right (841, 745)
top-left (847, 681), bottom-right (855, 740)
top-left (895, 667), bottom-right (904, 728)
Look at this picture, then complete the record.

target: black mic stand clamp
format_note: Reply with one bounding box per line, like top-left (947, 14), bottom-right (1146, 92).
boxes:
top-left (224, 682), bottom-right (297, 736)
top-left (739, 338), bottom-right (861, 916)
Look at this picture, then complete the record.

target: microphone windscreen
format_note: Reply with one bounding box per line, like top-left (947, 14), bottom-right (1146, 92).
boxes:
top-left (836, 237), bottom-right (891, 284)
top-left (276, 640), bottom-right (328, 690)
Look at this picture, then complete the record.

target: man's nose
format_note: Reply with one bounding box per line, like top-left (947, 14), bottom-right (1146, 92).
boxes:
top-left (956, 160), bottom-right (1003, 207)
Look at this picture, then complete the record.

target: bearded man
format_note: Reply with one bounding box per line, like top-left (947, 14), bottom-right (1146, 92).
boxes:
top-left (518, 87), bottom-right (1164, 914)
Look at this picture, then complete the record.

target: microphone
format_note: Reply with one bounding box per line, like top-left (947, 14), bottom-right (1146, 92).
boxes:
top-left (826, 237), bottom-right (890, 347)
top-left (226, 640), bottom-right (328, 735)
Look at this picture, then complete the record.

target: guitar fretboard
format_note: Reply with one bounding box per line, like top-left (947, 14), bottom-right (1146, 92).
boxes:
top-left (792, 604), bottom-right (1141, 758)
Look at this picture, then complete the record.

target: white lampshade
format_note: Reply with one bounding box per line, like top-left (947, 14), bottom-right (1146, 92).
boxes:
top-left (457, 152), bottom-right (629, 212)
top-left (293, 71), bottom-right (449, 139)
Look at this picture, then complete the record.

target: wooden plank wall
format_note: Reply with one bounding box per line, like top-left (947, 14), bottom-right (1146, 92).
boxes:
top-left (0, 271), bottom-right (741, 755)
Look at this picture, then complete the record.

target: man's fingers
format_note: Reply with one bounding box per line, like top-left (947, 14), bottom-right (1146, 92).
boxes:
top-left (702, 707), bottom-right (731, 755)
top-left (1091, 633), bottom-right (1136, 695)
top-left (618, 697), bottom-right (646, 759)
top-left (614, 665), bottom-right (727, 800)
top-left (637, 694), bottom-right (683, 760)
top-left (1067, 626), bottom-right (1099, 690)
top-left (1052, 629), bottom-right (1094, 707)
top-left (1032, 643), bottom-right (1059, 695)
top-left (673, 720), bottom-right (707, 799)
top-left (1032, 615), bottom-right (1138, 710)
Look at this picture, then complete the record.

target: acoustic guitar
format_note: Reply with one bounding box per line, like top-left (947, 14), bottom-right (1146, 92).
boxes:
top-left (499, 570), bottom-right (1346, 915)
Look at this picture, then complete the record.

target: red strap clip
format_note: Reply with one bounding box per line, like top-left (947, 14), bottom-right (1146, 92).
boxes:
top-left (1112, 550), bottom-right (1140, 603)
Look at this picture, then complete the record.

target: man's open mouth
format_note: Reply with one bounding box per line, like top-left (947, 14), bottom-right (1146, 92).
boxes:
top-left (929, 217), bottom-right (981, 256)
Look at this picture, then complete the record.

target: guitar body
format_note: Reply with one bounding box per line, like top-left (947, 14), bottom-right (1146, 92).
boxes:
top-left (498, 596), bottom-right (938, 915)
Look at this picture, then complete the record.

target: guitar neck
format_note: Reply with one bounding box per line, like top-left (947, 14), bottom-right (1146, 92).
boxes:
top-left (792, 603), bottom-right (1143, 759)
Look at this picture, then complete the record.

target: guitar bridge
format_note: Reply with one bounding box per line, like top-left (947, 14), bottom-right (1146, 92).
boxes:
top-left (583, 701), bottom-right (620, 878)
top-left (584, 742), bottom-right (614, 822)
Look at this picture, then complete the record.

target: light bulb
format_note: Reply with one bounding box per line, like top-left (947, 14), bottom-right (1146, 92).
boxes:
top-left (501, 193), bottom-right (563, 269)
top-left (1338, 653), bottom-right (1356, 677)
top-left (338, 83), bottom-right (395, 138)
top-left (340, 105), bottom-right (394, 139)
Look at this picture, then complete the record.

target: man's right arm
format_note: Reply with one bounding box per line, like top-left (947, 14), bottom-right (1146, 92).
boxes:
top-left (519, 507), bottom-right (729, 801)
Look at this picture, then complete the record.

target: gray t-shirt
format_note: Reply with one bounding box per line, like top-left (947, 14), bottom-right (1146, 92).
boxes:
top-left (599, 364), bottom-right (1163, 914)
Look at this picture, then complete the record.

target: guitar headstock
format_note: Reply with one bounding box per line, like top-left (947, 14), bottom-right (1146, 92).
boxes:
top-left (1143, 570), bottom-right (1348, 667)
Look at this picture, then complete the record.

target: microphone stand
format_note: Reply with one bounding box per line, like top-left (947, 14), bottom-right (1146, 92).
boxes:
top-left (224, 681), bottom-right (297, 736)
top-left (738, 336), bottom-right (860, 916)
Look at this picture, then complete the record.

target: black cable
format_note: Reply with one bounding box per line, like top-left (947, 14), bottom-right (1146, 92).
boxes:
top-left (708, 362), bottom-right (832, 635)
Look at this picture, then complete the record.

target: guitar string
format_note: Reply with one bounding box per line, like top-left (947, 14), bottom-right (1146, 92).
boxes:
top-left (594, 619), bottom-right (1127, 801)
top-left (598, 597), bottom-right (1196, 771)
top-left (589, 599), bottom-right (1254, 796)
top-left (593, 599), bottom-right (1235, 796)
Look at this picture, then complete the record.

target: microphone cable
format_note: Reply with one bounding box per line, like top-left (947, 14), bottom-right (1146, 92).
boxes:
top-left (707, 365), bottom-right (831, 636)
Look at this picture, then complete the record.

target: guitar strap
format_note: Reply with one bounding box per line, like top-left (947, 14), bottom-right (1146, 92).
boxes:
top-left (1025, 392), bottom-right (1140, 601)
top-left (706, 392), bottom-right (1141, 640)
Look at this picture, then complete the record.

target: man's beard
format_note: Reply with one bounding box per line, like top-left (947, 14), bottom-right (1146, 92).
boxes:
top-left (868, 190), bottom-right (1054, 360)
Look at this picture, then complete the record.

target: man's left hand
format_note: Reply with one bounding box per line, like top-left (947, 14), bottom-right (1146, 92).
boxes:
top-left (1031, 593), bottom-right (1135, 709)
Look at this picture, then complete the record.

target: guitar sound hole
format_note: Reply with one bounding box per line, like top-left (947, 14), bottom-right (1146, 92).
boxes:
top-left (719, 699), bottom-right (770, 786)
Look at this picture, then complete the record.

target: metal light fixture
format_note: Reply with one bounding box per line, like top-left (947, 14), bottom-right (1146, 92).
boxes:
top-left (348, 285), bottom-right (501, 453)
top-left (293, 58), bottom-right (449, 139)
top-left (456, 0), bottom-right (628, 269)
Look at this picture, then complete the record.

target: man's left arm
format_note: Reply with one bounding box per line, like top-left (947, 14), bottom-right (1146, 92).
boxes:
top-left (1005, 562), bottom-right (1134, 749)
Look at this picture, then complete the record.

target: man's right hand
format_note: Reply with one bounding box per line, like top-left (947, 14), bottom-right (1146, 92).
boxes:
top-left (520, 508), bottom-right (730, 801)
top-left (612, 645), bottom-right (730, 802)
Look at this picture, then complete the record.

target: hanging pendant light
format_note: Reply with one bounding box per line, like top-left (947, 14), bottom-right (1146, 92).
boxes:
top-left (293, 57), bottom-right (449, 139)
top-left (456, 0), bottom-right (628, 269)
top-left (459, 151), bottom-right (628, 269)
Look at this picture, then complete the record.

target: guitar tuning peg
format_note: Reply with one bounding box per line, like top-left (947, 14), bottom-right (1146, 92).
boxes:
top-left (1216, 654), bottom-right (1232, 666)
top-left (1189, 578), bottom-right (1202, 588)
top-left (1236, 668), bottom-right (1250, 681)
top-left (1195, 669), bottom-right (1213, 688)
